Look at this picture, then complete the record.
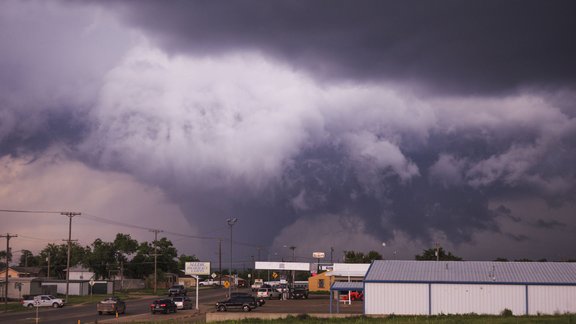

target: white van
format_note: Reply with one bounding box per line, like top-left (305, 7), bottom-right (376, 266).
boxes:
top-left (256, 288), bottom-right (281, 299)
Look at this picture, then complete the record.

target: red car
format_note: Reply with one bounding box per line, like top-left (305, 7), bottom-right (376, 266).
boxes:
top-left (340, 291), bottom-right (364, 301)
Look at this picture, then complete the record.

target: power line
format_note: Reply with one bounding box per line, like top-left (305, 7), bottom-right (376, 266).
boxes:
top-left (0, 209), bottom-right (61, 214)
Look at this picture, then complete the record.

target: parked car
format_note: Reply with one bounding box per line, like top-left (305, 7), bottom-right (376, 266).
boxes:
top-left (289, 288), bottom-right (309, 299)
top-left (257, 287), bottom-right (281, 299)
top-left (215, 295), bottom-right (257, 312)
top-left (97, 296), bottom-right (126, 315)
top-left (168, 284), bottom-right (187, 296)
top-left (340, 291), bottom-right (364, 301)
top-left (199, 279), bottom-right (222, 286)
top-left (171, 296), bottom-right (192, 310)
top-left (230, 292), bottom-right (265, 307)
top-left (150, 299), bottom-right (178, 314)
top-left (21, 295), bottom-right (64, 308)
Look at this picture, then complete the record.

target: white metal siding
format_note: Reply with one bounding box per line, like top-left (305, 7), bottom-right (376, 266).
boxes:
top-left (431, 284), bottom-right (524, 315)
top-left (528, 286), bottom-right (576, 315)
top-left (365, 283), bottom-right (429, 315)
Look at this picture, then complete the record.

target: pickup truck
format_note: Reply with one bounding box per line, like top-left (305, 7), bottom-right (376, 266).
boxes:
top-left (97, 296), bottom-right (126, 315)
top-left (168, 284), bottom-right (187, 296)
top-left (251, 279), bottom-right (264, 291)
top-left (199, 279), bottom-right (221, 286)
top-left (21, 295), bottom-right (64, 308)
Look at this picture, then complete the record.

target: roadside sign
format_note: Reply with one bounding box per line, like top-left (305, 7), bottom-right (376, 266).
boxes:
top-left (312, 252), bottom-right (325, 259)
top-left (223, 281), bottom-right (230, 288)
top-left (185, 262), bottom-right (211, 275)
top-left (211, 272), bottom-right (217, 278)
top-left (89, 279), bottom-right (95, 286)
top-left (272, 272), bottom-right (278, 279)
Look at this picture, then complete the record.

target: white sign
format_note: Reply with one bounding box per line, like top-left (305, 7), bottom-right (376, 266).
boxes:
top-left (89, 279), bottom-right (95, 286)
top-left (185, 262), bottom-right (211, 275)
top-left (255, 261), bottom-right (310, 271)
top-left (312, 252), bottom-right (325, 259)
top-left (211, 272), bottom-right (217, 278)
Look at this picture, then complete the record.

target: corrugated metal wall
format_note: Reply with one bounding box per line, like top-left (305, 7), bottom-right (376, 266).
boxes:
top-left (432, 284), bottom-right (525, 315)
top-left (528, 285), bottom-right (576, 315)
top-left (365, 283), bottom-right (429, 315)
top-left (366, 282), bottom-right (576, 315)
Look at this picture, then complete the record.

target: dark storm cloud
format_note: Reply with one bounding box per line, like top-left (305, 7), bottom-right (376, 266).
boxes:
top-left (106, 0), bottom-right (576, 95)
top-left (2, 0), bottom-right (575, 261)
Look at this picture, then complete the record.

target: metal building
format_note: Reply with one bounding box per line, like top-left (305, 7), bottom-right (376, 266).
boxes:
top-left (364, 260), bottom-right (576, 316)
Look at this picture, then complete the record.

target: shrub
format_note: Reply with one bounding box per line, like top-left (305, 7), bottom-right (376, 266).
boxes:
top-left (501, 308), bottom-right (513, 317)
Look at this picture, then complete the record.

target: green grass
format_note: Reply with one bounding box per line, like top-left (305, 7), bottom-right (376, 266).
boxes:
top-left (211, 314), bottom-right (576, 323)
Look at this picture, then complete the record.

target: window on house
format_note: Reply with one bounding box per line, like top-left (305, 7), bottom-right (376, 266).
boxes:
top-left (318, 279), bottom-right (325, 288)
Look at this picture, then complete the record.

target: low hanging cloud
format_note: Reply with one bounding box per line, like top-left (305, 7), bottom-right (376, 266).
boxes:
top-left (78, 44), bottom-right (576, 254)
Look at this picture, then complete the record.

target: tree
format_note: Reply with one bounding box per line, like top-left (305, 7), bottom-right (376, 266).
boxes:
top-left (126, 242), bottom-right (154, 279)
top-left (113, 233), bottom-right (138, 256)
top-left (343, 250), bottom-right (382, 263)
top-left (155, 237), bottom-right (179, 274)
top-left (39, 242), bottom-right (90, 279)
top-left (178, 254), bottom-right (199, 270)
top-left (86, 239), bottom-right (117, 279)
top-left (19, 250), bottom-right (41, 267)
top-left (415, 247), bottom-right (463, 261)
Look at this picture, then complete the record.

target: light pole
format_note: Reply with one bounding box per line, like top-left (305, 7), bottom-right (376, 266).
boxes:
top-left (227, 218), bottom-right (238, 297)
top-left (283, 245), bottom-right (296, 288)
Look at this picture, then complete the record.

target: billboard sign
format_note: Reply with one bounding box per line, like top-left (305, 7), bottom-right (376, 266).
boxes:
top-left (185, 262), bottom-right (211, 275)
top-left (312, 252), bottom-right (325, 259)
top-left (255, 261), bottom-right (310, 271)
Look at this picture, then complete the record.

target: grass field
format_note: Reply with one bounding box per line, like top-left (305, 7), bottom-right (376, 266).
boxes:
top-left (213, 314), bottom-right (576, 323)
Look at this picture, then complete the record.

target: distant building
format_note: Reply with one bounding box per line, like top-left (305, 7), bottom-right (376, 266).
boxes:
top-left (364, 260), bottom-right (576, 315)
top-left (309, 263), bottom-right (370, 292)
top-left (0, 266), bottom-right (43, 278)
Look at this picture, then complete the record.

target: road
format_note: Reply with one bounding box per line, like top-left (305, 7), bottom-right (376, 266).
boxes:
top-left (0, 287), bottom-right (230, 324)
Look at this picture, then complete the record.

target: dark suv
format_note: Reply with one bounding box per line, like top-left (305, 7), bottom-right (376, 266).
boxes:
top-left (289, 288), bottom-right (309, 299)
top-left (168, 285), bottom-right (187, 296)
top-left (215, 296), bottom-right (257, 312)
top-left (150, 299), bottom-right (177, 314)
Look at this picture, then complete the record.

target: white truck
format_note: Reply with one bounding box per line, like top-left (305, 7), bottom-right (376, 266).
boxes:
top-left (22, 295), bottom-right (65, 308)
top-left (251, 279), bottom-right (264, 291)
top-left (199, 279), bottom-right (221, 286)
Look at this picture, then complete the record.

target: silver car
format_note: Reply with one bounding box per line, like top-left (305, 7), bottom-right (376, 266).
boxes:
top-left (256, 288), bottom-right (281, 299)
top-left (171, 296), bottom-right (192, 310)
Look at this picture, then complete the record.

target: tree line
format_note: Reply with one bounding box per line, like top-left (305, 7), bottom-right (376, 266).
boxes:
top-left (5, 233), bottom-right (198, 280)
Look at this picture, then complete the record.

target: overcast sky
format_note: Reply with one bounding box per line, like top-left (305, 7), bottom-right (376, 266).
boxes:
top-left (1, 0), bottom-right (575, 266)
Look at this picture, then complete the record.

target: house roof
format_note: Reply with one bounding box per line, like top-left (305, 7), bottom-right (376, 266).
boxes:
top-left (330, 281), bottom-right (364, 291)
top-left (1, 266), bottom-right (42, 274)
top-left (365, 260), bottom-right (576, 285)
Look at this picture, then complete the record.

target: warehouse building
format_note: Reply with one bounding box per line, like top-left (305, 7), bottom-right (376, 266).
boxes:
top-left (364, 260), bottom-right (576, 316)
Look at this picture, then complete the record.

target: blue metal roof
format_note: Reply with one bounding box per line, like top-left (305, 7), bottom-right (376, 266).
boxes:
top-left (330, 281), bottom-right (364, 291)
top-left (365, 260), bottom-right (576, 285)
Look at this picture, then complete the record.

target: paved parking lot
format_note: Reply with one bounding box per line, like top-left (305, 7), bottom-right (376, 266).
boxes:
top-left (250, 294), bottom-right (363, 314)
top-left (97, 291), bottom-right (364, 323)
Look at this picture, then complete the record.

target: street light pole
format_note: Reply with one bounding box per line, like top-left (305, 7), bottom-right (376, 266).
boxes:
top-left (226, 218), bottom-right (238, 297)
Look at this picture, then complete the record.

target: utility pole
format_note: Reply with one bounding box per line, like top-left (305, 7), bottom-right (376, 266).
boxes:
top-left (47, 253), bottom-right (51, 280)
top-left (1, 233), bottom-right (17, 313)
top-left (226, 218), bottom-right (238, 297)
top-left (149, 229), bottom-right (163, 294)
top-left (218, 239), bottom-right (222, 287)
top-left (61, 211), bottom-right (80, 304)
top-left (330, 246), bottom-right (334, 263)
